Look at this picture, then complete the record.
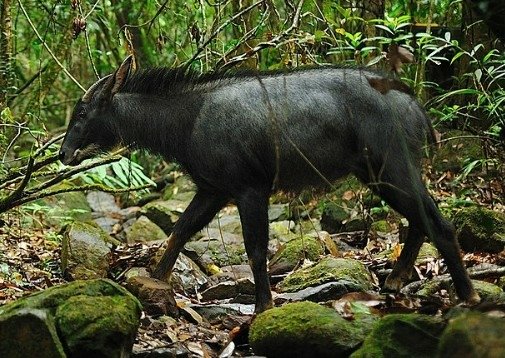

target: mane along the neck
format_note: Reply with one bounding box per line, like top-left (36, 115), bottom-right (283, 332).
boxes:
top-left (119, 67), bottom-right (239, 96)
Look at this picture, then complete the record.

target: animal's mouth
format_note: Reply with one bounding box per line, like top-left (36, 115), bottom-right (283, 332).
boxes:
top-left (62, 145), bottom-right (98, 166)
top-left (62, 149), bottom-right (84, 166)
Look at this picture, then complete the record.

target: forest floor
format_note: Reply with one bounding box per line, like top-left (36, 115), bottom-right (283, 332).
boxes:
top-left (1, 163), bottom-right (504, 356)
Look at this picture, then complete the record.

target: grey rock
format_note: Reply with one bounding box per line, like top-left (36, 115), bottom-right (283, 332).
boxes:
top-left (61, 222), bottom-right (113, 280)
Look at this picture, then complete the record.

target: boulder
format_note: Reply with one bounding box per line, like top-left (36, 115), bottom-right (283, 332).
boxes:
top-left (351, 314), bottom-right (446, 357)
top-left (438, 312), bottom-right (505, 357)
top-left (0, 279), bottom-right (141, 358)
top-left (249, 301), bottom-right (377, 357)
top-left (61, 222), bottom-right (115, 280)
top-left (453, 206), bottom-right (505, 253)
top-left (277, 257), bottom-right (373, 294)
top-left (0, 309), bottom-right (66, 358)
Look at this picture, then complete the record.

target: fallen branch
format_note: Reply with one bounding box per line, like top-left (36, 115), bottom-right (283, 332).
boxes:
top-left (400, 266), bottom-right (505, 295)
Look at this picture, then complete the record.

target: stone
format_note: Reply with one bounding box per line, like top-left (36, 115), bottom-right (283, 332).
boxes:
top-left (277, 256), bottom-right (373, 293)
top-left (55, 295), bottom-right (141, 357)
top-left (0, 308), bottom-right (66, 358)
top-left (268, 204), bottom-right (291, 222)
top-left (351, 314), bottom-right (446, 357)
top-left (450, 280), bottom-right (505, 303)
top-left (209, 212), bottom-right (243, 235)
top-left (170, 252), bottom-right (209, 293)
top-left (276, 282), bottom-right (356, 304)
top-left (0, 279), bottom-right (141, 358)
top-left (433, 129), bottom-right (483, 173)
top-left (61, 221), bottom-right (113, 280)
top-left (249, 301), bottom-right (377, 357)
top-left (268, 236), bottom-right (324, 276)
top-left (140, 199), bottom-right (187, 233)
top-left (438, 312), bottom-right (505, 357)
top-left (201, 278), bottom-right (255, 301)
top-left (453, 206), bottom-right (505, 253)
top-left (87, 191), bottom-right (121, 214)
top-left (41, 182), bottom-right (92, 228)
top-left (125, 215), bottom-right (169, 244)
top-left (93, 216), bottom-right (120, 234)
top-left (185, 233), bottom-right (247, 267)
top-left (126, 276), bottom-right (178, 317)
top-left (375, 242), bottom-right (439, 264)
top-left (162, 175), bottom-right (196, 200)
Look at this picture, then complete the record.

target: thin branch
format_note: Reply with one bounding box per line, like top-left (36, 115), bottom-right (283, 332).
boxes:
top-left (2, 183), bottom-right (154, 214)
top-left (185, 0), bottom-right (265, 68)
top-left (221, 0), bottom-right (304, 68)
top-left (17, 0), bottom-right (86, 92)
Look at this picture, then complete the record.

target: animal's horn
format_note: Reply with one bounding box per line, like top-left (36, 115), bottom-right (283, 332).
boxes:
top-left (82, 74), bottom-right (113, 103)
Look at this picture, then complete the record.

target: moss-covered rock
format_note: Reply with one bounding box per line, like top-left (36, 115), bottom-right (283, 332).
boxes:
top-left (277, 257), bottom-right (373, 293)
top-left (249, 301), bottom-right (377, 358)
top-left (268, 236), bottom-right (324, 276)
top-left (126, 215), bottom-right (168, 244)
top-left (370, 220), bottom-right (392, 233)
top-left (375, 242), bottom-right (439, 264)
top-left (351, 314), bottom-right (446, 358)
top-left (0, 309), bottom-right (66, 358)
top-left (0, 279), bottom-right (142, 358)
top-left (433, 130), bottom-right (483, 173)
top-left (453, 206), bottom-right (505, 253)
top-left (437, 312), bottom-right (505, 357)
top-left (56, 295), bottom-right (141, 357)
top-left (61, 221), bottom-right (114, 280)
top-left (451, 280), bottom-right (505, 303)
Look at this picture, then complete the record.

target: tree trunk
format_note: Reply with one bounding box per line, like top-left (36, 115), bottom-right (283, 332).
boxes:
top-left (0, 0), bottom-right (13, 109)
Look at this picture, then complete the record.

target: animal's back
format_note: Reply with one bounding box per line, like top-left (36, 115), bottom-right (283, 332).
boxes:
top-left (187, 67), bottom-right (431, 193)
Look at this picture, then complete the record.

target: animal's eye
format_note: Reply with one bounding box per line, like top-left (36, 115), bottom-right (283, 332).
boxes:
top-left (78, 109), bottom-right (86, 118)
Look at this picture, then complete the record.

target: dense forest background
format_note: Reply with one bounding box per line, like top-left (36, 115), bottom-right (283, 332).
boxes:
top-left (0, 0), bottom-right (504, 233)
top-left (1, 1), bottom-right (505, 356)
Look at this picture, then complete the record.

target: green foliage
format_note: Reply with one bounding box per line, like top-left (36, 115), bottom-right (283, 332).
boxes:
top-left (1, 0), bottom-right (503, 215)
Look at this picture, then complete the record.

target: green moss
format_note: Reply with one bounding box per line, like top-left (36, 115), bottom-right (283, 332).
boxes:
top-left (278, 257), bottom-right (372, 293)
top-left (126, 216), bottom-right (168, 243)
top-left (469, 280), bottom-right (505, 303)
top-left (453, 207), bottom-right (505, 253)
top-left (269, 236), bottom-right (324, 268)
top-left (250, 302), bottom-right (377, 358)
top-left (433, 130), bottom-right (483, 173)
top-left (56, 295), bottom-right (141, 357)
top-left (438, 312), bottom-right (505, 357)
top-left (371, 220), bottom-right (392, 233)
top-left (351, 314), bottom-right (446, 358)
top-left (0, 279), bottom-right (140, 317)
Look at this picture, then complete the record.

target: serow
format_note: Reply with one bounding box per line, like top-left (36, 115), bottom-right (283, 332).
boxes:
top-left (60, 56), bottom-right (480, 312)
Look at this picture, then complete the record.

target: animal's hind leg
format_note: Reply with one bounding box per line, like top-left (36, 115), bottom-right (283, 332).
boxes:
top-left (382, 226), bottom-right (424, 292)
top-left (152, 190), bottom-right (228, 281)
top-left (235, 188), bottom-right (272, 313)
top-left (359, 163), bottom-right (479, 303)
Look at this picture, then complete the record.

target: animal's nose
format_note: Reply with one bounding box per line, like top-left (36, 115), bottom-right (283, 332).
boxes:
top-left (59, 150), bottom-right (66, 162)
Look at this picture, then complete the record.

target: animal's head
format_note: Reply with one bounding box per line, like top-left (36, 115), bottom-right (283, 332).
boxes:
top-left (59, 55), bottom-right (134, 166)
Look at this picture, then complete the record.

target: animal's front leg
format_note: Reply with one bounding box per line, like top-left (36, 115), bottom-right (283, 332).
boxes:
top-left (236, 188), bottom-right (273, 313)
top-left (152, 190), bottom-right (228, 280)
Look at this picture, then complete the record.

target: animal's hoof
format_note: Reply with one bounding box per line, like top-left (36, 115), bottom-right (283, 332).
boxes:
top-left (383, 276), bottom-right (404, 293)
top-left (465, 291), bottom-right (481, 306)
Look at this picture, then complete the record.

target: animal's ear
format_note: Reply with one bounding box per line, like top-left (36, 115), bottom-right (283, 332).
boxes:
top-left (100, 55), bottom-right (135, 101)
top-left (111, 55), bottom-right (135, 96)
